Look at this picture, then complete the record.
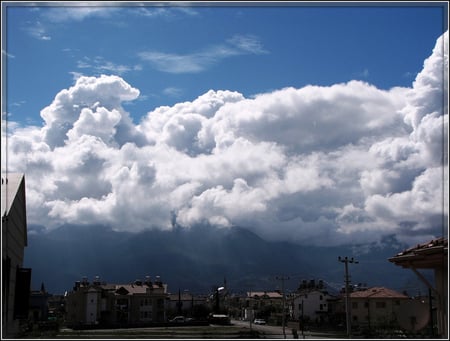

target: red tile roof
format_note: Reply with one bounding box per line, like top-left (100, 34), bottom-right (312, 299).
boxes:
top-left (350, 287), bottom-right (408, 299)
top-left (388, 237), bottom-right (448, 269)
top-left (247, 291), bottom-right (283, 299)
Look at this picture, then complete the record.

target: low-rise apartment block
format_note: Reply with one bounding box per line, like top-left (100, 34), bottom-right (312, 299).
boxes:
top-left (349, 286), bottom-right (409, 328)
top-left (66, 276), bottom-right (169, 328)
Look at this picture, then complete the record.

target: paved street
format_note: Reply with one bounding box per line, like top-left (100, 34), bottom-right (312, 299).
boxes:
top-left (53, 321), bottom-right (346, 339)
top-left (232, 319), bottom-right (294, 338)
top-left (231, 319), bottom-right (347, 339)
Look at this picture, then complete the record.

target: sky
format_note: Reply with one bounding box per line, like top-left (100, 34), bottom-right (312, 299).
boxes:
top-left (1, 2), bottom-right (449, 248)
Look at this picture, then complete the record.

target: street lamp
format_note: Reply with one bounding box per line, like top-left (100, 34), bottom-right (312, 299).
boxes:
top-left (338, 256), bottom-right (358, 338)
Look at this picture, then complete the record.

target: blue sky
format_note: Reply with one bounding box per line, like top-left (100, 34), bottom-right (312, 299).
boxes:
top-left (1, 2), bottom-right (448, 248)
top-left (3, 2), bottom-right (446, 126)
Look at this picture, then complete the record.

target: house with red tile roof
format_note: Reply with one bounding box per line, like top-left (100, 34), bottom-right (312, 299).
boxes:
top-left (66, 276), bottom-right (169, 328)
top-left (348, 286), bottom-right (410, 329)
top-left (389, 237), bottom-right (448, 338)
top-left (241, 291), bottom-right (283, 322)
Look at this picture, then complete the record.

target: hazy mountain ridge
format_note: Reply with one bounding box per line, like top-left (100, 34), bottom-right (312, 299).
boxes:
top-left (24, 224), bottom-right (427, 295)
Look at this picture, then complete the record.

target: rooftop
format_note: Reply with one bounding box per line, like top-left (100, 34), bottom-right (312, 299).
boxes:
top-left (247, 291), bottom-right (283, 299)
top-left (1, 173), bottom-right (25, 217)
top-left (350, 286), bottom-right (408, 299)
top-left (388, 237), bottom-right (448, 269)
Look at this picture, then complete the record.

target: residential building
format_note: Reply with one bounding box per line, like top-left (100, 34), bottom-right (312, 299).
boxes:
top-left (65, 276), bottom-right (169, 328)
top-left (389, 237), bottom-right (448, 337)
top-left (349, 286), bottom-right (409, 329)
top-left (291, 289), bottom-right (337, 325)
top-left (2, 173), bottom-right (30, 338)
top-left (168, 291), bottom-right (194, 316)
top-left (47, 294), bottom-right (66, 321)
top-left (243, 291), bottom-right (283, 322)
top-left (29, 284), bottom-right (51, 323)
top-left (289, 279), bottom-right (339, 326)
top-left (167, 291), bottom-right (208, 318)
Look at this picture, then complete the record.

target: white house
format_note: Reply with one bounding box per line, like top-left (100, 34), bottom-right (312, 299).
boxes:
top-left (291, 289), bottom-right (336, 324)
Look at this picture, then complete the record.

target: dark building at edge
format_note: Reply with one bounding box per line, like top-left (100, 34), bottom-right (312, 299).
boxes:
top-left (2, 173), bottom-right (31, 338)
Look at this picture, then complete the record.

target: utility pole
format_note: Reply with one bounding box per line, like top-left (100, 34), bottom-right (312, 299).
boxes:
top-left (177, 289), bottom-right (182, 316)
top-left (276, 275), bottom-right (290, 339)
top-left (301, 299), bottom-right (305, 339)
top-left (338, 256), bottom-right (358, 338)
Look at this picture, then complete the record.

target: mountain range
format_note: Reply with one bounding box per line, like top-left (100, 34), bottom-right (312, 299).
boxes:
top-left (23, 224), bottom-right (431, 296)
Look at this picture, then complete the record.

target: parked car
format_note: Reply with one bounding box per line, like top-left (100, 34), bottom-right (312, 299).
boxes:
top-left (208, 314), bottom-right (231, 325)
top-left (169, 316), bottom-right (186, 323)
top-left (254, 318), bottom-right (266, 325)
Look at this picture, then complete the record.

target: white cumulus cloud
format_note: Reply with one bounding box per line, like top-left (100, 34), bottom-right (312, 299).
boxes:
top-left (3, 31), bottom-right (447, 248)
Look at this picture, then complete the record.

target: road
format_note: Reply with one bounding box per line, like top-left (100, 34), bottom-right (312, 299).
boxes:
top-left (56, 321), bottom-right (345, 339)
top-left (231, 319), bottom-right (294, 338)
top-left (231, 319), bottom-right (346, 339)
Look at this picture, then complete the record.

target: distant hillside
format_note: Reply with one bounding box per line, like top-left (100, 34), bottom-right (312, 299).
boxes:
top-left (24, 224), bottom-right (429, 295)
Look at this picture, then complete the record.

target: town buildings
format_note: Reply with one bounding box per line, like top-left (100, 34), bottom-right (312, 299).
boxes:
top-left (2, 173), bottom-right (30, 338)
top-left (65, 276), bottom-right (169, 328)
top-left (2, 173), bottom-right (444, 338)
top-left (166, 290), bottom-right (208, 319)
top-left (243, 291), bottom-right (283, 322)
top-left (29, 283), bottom-right (51, 323)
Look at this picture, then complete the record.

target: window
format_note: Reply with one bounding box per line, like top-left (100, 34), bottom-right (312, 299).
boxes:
top-left (298, 303), bottom-right (302, 310)
top-left (319, 295), bottom-right (323, 300)
top-left (364, 302), bottom-right (369, 308)
top-left (319, 304), bottom-right (323, 311)
top-left (376, 301), bottom-right (386, 309)
top-left (117, 298), bottom-right (128, 308)
top-left (352, 302), bottom-right (358, 309)
top-left (13, 267), bottom-right (31, 319)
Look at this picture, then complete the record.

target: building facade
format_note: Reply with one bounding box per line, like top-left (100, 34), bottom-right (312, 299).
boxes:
top-left (66, 276), bottom-right (169, 328)
top-left (167, 291), bottom-right (208, 318)
top-left (243, 291), bottom-right (283, 322)
top-left (291, 289), bottom-right (337, 325)
top-left (349, 286), bottom-right (409, 329)
top-left (2, 173), bottom-right (30, 338)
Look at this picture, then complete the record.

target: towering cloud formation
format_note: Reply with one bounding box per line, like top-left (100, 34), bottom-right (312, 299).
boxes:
top-left (4, 32), bottom-right (447, 247)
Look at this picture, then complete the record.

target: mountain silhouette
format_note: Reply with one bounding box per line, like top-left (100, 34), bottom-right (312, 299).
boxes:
top-left (24, 224), bottom-right (428, 295)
